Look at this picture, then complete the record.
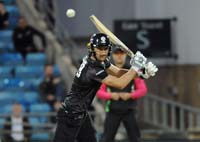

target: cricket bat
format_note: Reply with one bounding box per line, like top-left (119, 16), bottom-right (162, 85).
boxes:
top-left (89, 15), bottom-right (134, 57)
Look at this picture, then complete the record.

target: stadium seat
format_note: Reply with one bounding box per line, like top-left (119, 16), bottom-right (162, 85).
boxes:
top-left (0, 78), bottom-right (22, 91)
top-left (8, 16), bottom-right (18, 28)
top-left (29, 103), bottom-right (51, 125)
top-left (0, 42), bottom-right (14, 52)
top-left (3, 104), bottom-right (25, 114)
top-left (0, 30), bottom-right (13, 43)
top-left (0, 92), bottom-right (14, 105)
top-left (0, 118), bottom-right (5, 129)
top-left (1, 0), bottom-right (16, 5)
top-left (6, 42), bottom-right (15, 52)
top-left (53, 64), bottom-right (61, 77)
top-left (0, 92), bottom-right (26, 110)
top-left (30, 103), bottom-right (51, 113)
top-left (15, 65), bottom-right (44, 78)
top-left (0, 42), bottom-right (7, 52)
top-left (23, 92), bottom-right (39, 105)
top-left (0, 78), bottom-right (42, 91)
top-left (0, 30), bottom-right (12, 42)
top-left (27, 53), bottom-right (46, 65)
top-left (0, 53), bottom-right (23, 66)
top-left (0, 30), bottom-right (12, 37)
top-left (6, 6), bottom-right (20, 17)
top-left (31, 133), bottom-right (50, 141)
top-left (0, 66), bottom-right (14, 78)
top-left (22, 78), bottom-right (42, 91)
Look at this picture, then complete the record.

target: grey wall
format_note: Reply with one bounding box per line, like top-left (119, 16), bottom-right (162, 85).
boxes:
top-left (56, 0), bottom-right (136, 37)
top-left (56, 0), bottom-right (200, 64)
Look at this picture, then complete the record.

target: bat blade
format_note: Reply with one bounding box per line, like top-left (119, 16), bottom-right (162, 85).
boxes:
top-left (89, 15), bottom-right (134, 57)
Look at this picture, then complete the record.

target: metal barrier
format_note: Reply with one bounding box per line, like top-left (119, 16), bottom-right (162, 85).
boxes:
top-left (141, 94), bottom-right (200, 132)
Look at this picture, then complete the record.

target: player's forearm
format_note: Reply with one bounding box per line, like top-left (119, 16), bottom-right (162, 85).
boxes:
top-left (106, 64), bottom-right (128, 77)
top-left (113, 69), bottom-right (137, 89)
top-left (115, 68), bottom-right (128, 77)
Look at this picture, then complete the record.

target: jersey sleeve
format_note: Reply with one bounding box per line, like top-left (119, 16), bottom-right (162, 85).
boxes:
top-left (92, 66), bottom-right (108, 83)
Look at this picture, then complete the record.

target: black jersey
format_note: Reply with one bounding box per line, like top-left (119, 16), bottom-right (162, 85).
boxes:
top-left (63, 56), bottom-right (108, 113)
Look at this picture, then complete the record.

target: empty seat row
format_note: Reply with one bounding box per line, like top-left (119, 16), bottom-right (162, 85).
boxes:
top-left (0, 42), bottom-right (14, 52)
top-left (0, 78), bottom-right (42, 91)
top-left (1, 0), bottom-right (16, 5)
top-left (0, 53), bottom-right (46, 65)
top-left (16, 65), bottom-right (44, 78)
top-left (0, 65), bottom-right (60, 79)
top-left (0, 91), bottom-right (39, 106)
top-left (0, 103), bottom-right (51, 114)
top-left (6, 5), bottom-right (20, 17)
top-left (0, 66), bottom-right (14, 78)
top-left (0, 30), bottom-right (12, 42)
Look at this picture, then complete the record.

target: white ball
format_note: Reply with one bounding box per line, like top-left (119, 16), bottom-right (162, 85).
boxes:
top-left (66, 9), bottom-right (76, 18)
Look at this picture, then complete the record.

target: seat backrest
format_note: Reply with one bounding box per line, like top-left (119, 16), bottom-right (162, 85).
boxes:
top-left (6, 6), bottom-right (20, 17)
top-left (0, 30), bottom-right (13, 42)
top-left (15, 66), bottom-right (44, 78)
top-left (23, 92), bottom-right (39, 104)
top-left (0, 53), bottom-right (23, 65)
top-left (0, 78), bottom-right (21, 91)
top-left (27, 53), bottom-right (46, 65)
top-left (0, 66), bottom-right (13, 78)
top-left (30, 103), bottom-right (51, 112)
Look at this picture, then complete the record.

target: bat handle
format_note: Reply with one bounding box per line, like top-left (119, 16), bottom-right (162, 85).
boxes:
top-left (127, 50), bottom-right (134, 58)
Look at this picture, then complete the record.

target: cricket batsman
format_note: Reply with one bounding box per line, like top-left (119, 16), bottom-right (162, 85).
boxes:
top-left (54, 33), bottom-right (158, 142)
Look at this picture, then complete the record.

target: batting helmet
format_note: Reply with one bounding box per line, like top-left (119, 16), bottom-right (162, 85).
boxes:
top-left (88, 33), bottom-right (112, 58)
top-left (90, 33), bottom-right (112, 48)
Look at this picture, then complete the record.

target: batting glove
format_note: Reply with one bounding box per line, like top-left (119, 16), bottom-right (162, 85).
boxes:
top-left (130, 51), bottom-right (147, 73)
top-left (139, 62), bottom-right (158, 79)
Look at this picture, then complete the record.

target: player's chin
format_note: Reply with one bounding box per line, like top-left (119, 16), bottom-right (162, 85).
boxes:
top-left (100, 56), bottom-right (107, 61)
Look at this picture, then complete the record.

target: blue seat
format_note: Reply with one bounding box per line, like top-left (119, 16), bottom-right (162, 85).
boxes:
top-left (7, 43), bottom-right (14, 51)
top-left (53, 64), bottom-right (61, 77)
top-left (0, 92), bottom-right (14, 106)
top-left (0, 66), bottom-right (13, 78)
top-left (6, 6), bottom-right (20, 17)
top-left (2, 0), bottom-right (16, 5)
top-left (0, 42), bottom-right (14, 52)
top-left (0, 91), bottom-right (25, 105)
top-left (29, 103), bottom-right (51, 124)
top-left (23, 92), bottom-right (39, 104)
top-left (27, 53), bottom-right (46, 65)
top-left (4, 78), bottom-right (41, 92)
top-left (31, 133), bottom-right (50, 141)
top-left (8, 16), bottom-right (18, 28)
top-left (28, 117), bottom-right (40, 127)
top-left (0, 42), bottom-right (7, 52)
top-left (24, 78), bottom-right (42, 91)
top-left (2, 104), bottom-right (25, 114)
top-left (0, 53), bottom-right (23, 66)
top-left (0, 30), bottom-right (13, 42)
top-left (15, 66), bottom-right (44, 78)
top-left (30, 103), bottom-right (51, 113)
top-left (0, 78), bottom-right (31, 91)
top-left (0, 118), bottom-right (5, 129)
